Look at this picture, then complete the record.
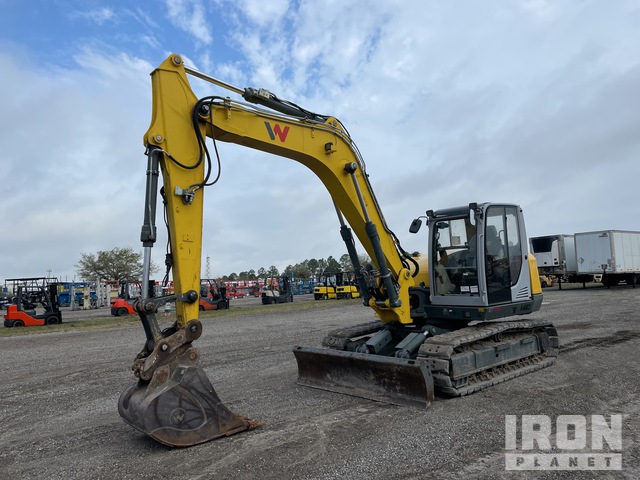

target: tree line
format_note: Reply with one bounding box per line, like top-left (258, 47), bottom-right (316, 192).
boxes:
top-left (76, 247), bottom-right (370, 283)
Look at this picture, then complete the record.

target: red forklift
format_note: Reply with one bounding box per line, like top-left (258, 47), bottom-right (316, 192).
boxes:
top-left (199, 279), bottom-right (230, 311)
top-left (4, 283), bottom-right (62, 327)
top-left (110, 281), bottom-right (152, 316)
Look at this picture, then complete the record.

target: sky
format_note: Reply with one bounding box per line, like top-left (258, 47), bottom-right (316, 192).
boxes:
top-left (1, 0), bottom-right (639, 283)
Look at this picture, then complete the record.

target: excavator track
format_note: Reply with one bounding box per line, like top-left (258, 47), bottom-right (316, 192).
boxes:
top-left (295, 321), bottom-right (434, 408)
top-left (417, 319), bottom-right (558, 397)
top-left (295, 319), bottom-right (557, 406)
top-left (321, 320), bottom-right (385, 350)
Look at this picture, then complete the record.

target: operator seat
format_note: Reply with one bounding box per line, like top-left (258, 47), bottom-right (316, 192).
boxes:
top-left (485, 225), bottom-right (504, 258)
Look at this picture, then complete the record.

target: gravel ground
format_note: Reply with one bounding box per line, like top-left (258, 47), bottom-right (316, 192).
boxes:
top-left (0, 287), bottom-right (638, 479)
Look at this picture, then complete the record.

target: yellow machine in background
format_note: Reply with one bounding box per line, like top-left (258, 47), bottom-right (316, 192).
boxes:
top-left (118, 54), bottom-right (557, 447)
top-left (335, 271), bottom-right (361, 299)
top-left (313, 279), bottom-right (337, 300)
top-left (313, 271), bottom-right (364, 299)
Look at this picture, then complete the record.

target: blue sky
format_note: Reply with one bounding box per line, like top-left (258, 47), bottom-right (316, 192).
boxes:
top-left (1, 0), bottom-right (640, 282)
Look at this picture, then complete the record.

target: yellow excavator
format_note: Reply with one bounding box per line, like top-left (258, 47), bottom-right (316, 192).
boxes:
top-left (118, 54), bottom-right (558, 447)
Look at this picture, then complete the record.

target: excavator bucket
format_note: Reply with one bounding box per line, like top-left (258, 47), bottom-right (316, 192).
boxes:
top-left (118, 346), bottom-right (255, 447)
top-left (293, 346), bottom-right (435, 408)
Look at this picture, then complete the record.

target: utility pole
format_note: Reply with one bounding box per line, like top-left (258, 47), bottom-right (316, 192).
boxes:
top-left (205, 256), bottom-right (211, 279)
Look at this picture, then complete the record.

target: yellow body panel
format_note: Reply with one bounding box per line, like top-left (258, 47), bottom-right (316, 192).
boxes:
top-left (408, 254), bottom-right (430, 288)
top-left (529, 254), bottom-right (542, 295)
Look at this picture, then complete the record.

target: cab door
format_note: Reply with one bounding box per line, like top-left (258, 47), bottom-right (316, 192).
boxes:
top-left (484, 205), bottom-right (527, 305)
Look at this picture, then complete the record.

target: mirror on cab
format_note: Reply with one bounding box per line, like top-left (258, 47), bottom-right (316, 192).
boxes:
top-left (409, 218), bottom-right (423, 234)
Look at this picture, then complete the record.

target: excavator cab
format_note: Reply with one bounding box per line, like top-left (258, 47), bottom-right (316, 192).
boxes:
top-left (422, 202), bottom-right (543, 320)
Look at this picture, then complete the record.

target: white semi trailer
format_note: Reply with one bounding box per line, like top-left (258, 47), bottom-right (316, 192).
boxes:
top-left (575, 230), bottom-right (640, 287)
top-left (530, 234), bottom-right (595, 286)
top-left (530, 234), bottom-right (577, 274)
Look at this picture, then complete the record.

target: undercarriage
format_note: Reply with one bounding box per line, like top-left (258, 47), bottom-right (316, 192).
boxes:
top-left (293, 318), bottom-right (558, 407)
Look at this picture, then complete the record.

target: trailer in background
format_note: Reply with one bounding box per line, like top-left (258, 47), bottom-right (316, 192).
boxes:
top-left (529, 234), bottom-right (594, 287)
top-left (575, 230), bottom-right (640, 287)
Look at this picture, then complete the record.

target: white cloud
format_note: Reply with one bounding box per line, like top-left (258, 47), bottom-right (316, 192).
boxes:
top-left (234, 0), bottom-right (289, 27)
top-left (164, 0), bottom-right (213, 45)
top-left (0, 50), bottom-right (152, 280)
top-left (71, 7), bottom-right (116, 25)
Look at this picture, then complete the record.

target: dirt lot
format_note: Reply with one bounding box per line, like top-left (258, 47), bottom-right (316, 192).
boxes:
top-left (1, 287), bottom-right (638, 479)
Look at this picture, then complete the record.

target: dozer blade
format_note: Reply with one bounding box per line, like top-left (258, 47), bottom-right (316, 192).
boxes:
top-left (293, 346), bottom-right (434, 408)
top-left (118, 347), bottom-right (255, 447)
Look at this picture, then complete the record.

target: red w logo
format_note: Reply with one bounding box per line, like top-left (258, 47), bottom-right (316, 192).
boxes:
top-left (264, 122), bottom-right (290, 142)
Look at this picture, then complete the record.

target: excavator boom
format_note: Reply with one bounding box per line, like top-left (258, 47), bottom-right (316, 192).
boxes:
top-left (143, 55), bottom-right (419, 324)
